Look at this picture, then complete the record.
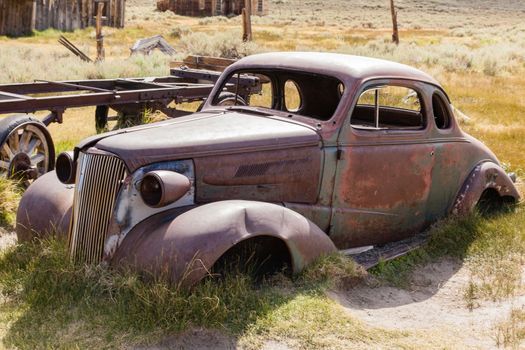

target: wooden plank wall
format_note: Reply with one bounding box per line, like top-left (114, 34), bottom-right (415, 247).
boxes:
top-left (34, 0), bottom-right (125, 32)
top-left (102, 0), bottom-right (125, 28)
top-left (0, 0), bottom-right (35, 37)
top-left (169, 0), bottom-right (213, 17)
top-left (243, 0), bottom-right (268, 16)
top-left (169, 0), bottom-right (268, 17)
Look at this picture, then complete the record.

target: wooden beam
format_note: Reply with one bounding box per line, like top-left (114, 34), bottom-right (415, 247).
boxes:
top-left (170, 55), bottom-right (237, 71)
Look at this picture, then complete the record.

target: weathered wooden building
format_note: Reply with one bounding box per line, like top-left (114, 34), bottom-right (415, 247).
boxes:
top-left (0, 0), bottom-right (35, 37)
top-left (167, 0), bottom-right (268, 17)
top-left (0, 0), bottom-right (125, 37)
top-left (35, 0), bottom-right (125, 31)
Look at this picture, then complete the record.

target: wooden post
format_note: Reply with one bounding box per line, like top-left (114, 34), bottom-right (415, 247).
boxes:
top-left (390, 0), bottom-right (399, 45)
top-left (242, 0), bottom-right (252, 42)
top-left (96, 1), bottom-right (105, 61)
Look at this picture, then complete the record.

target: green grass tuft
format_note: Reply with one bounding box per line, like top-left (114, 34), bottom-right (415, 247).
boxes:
top-left (0, 177), bottom-right (21, 228)
top-left (298, 253), bottom-right (366, 290)
top-left (0, 239), bottom-right (369, 349)
top-left (371, 213), bottom-right (483, 287)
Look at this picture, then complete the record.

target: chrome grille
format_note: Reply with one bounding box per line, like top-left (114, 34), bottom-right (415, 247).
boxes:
top-left (68, 152), bottom-right (127, 264)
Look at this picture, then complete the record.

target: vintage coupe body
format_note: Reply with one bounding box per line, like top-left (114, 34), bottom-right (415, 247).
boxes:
top-left (17, 52), bottom-right (520, 286)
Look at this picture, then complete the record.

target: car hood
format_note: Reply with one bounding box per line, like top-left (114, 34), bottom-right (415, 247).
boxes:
top-left (92, 111), bottom-right (321, 171)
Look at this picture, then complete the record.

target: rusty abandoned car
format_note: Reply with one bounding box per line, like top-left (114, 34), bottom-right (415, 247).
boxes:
top-left (14, 52), bottom-right (521, 286)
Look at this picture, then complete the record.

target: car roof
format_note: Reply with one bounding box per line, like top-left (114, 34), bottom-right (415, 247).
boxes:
top-left (234, 52), bottom-right (442, 88)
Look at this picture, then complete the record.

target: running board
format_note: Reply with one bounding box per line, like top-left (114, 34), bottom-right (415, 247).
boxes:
top-left (342, 232), bottom-right (431, 269)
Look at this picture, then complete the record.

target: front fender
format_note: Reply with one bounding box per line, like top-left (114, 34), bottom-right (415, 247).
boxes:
top-left (111, 200), bottom-right (337, 287)
top-left (16, 171), bottom-right (74, 241)
top-left (452, 161), bottom-right (521, 215)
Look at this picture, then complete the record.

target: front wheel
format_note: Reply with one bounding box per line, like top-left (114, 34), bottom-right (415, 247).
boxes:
top-left (0, 115), bottom-right (55, 186)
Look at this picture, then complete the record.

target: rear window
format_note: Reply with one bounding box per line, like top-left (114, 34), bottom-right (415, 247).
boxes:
top-left (212, 69), bottom-right (344, 121)
top-left (432, 93), bottom-right (451, 129)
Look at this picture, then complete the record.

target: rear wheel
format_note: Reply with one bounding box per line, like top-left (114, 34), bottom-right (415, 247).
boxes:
top-left (0, 115), bottom-right (55, 186)
top-left (476, 188), bottom-right (516, 216)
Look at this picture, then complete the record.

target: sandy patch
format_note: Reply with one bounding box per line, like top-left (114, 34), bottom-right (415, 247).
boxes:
top-left (0, 227), bottom-right (16, 251)
top-left (330, 258), bottom-right (525, 349)
top-left (131, 329), bottom-right (294, 350)
top-left (132, 329), bottom-right (237, 350)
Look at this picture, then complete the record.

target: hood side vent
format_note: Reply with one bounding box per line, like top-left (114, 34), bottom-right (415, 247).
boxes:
top-left (234, 158), bottom-right (308, 178)
top-left (235, 162), bottom-right (273, 177)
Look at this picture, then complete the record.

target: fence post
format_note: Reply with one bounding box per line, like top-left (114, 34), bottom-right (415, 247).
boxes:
top-left (242, 0), bottom-right (252, 42)
top-left (96, 1), bottom-right (105, 61)
top-left (390, 0), bottom-right (399, 45)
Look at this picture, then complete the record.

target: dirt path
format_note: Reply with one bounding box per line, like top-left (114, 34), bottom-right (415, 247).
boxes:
top-left (330, 258), bottom-right (525, 349)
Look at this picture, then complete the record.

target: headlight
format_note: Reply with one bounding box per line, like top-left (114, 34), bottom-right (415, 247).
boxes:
top-left (56, 151), bottom-right (76, 184)
top-left (140, 170), bottom-right (191, 208)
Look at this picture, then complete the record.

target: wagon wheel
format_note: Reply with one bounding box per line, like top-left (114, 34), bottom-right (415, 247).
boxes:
top-left (196, 92), bottom-right (247, 112)
top-left (0, 115), bottom-right (55, 187)
top-left (215, 92), bottom-right (247, 107)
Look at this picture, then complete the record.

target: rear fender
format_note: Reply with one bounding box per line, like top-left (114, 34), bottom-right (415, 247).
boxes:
top-left (452, 162), bottom-right (521, 215)
top-left (111, 200), bottom-right (337, 287)
top-left (16, 171), bottom-right (74, 241)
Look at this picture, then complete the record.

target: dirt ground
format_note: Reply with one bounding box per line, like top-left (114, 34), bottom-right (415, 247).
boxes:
top-left (128, 257), bottom-right (523, 350)
top-left (1, 229), bottom-right (520, 349)
top-left (330, 258), bottom-right (525, 349)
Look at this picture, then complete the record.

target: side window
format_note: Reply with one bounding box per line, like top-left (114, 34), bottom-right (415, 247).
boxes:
top-left (284, 80), bottom-right (302, 112)
top-left (432, 93), bottom-right (451, 129)
top-left (199, 0), bottom-right (205, 10)
top-left (351, 85), bottom-right (424, 130)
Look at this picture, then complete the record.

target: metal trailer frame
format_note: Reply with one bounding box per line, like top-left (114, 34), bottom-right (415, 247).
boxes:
top-left (0, 63), bottom-right (256, 182)
top-left (0, 69), bottom-right (226, 125)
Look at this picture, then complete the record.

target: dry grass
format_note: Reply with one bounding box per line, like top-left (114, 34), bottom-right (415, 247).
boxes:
top-left (461, 207), bottom-right (525, 304)
top-left (495, 306), bottom-right (525, 349)
top-left (238, 293), bottom-right (451, 350)
top-left (0, 45), bottom-right (172, 83)
top-left (1, 10), bottom-right (523, 158)
top-left (0, 178), bottom-right (20, 228)
top-left (0, 238), bottom-right (464, 349)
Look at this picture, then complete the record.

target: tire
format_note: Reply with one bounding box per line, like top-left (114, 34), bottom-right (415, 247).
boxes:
top-left (0, 115), bottom-right (55, 185)
top-left (95, 105), bottom-right (109, 133)
top-left (215, 92), bottom-right (247, 107)
top-left (196, 92), bottom-right (247, 112)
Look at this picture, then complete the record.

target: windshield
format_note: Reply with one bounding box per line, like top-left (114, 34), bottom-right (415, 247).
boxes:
top-left (212, 69), bottom-right (345, 121)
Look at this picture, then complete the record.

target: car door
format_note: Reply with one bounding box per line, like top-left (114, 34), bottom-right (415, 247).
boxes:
top-left (329, 80), bottom-right (436, 249)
